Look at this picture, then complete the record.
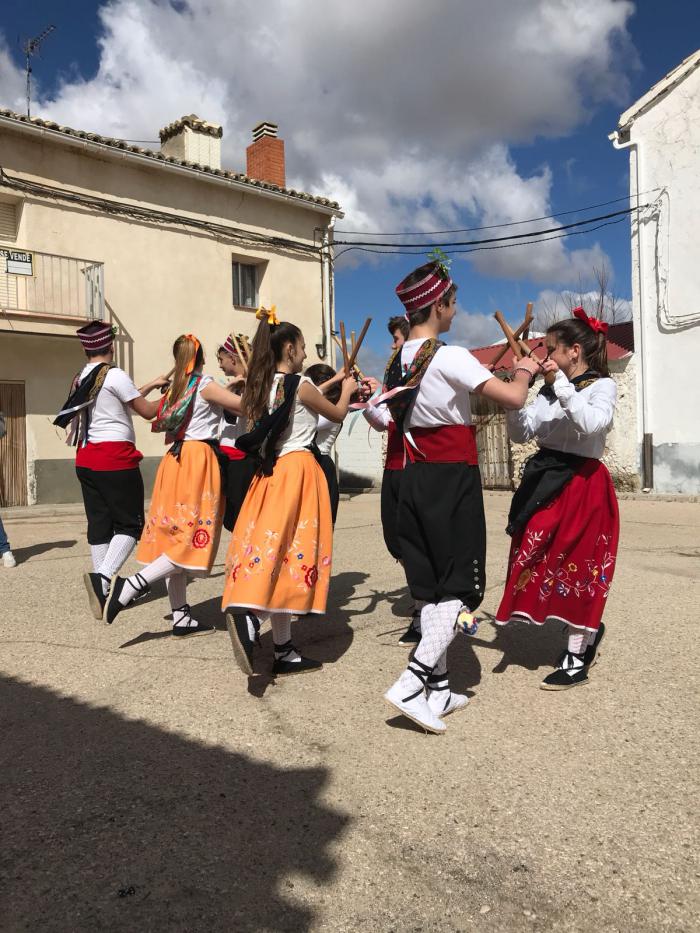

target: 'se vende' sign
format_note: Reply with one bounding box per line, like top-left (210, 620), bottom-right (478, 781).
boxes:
top-left (0, 249), bottom-right (33, 276)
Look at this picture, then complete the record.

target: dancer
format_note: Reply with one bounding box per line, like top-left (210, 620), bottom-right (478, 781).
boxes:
top-left (222, 312), bottom-right (356, 677)
top-left (495, 308), bottom-right (619, 690)
top-left (382, 259), bottom-right (541, 733)
top-left (104, 334), bottom-right (242, 635)
top-left (305, 363), bottom-right (343, 525)
top-left (217, 334), bottom-right (258, 534)
top-left (53, 320), bottom-right (168, 618)
top-left (363, 314), bottom-right (419, 645)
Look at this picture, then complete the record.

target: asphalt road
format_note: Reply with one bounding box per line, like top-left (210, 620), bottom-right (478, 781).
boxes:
top-left (1, 492), bottom-right (698, 932)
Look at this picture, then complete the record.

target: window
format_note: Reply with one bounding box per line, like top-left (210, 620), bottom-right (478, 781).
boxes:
top-left (0, 200), bottom-right (20, 243)
top-left (232, 261), bottom-right (257, 308)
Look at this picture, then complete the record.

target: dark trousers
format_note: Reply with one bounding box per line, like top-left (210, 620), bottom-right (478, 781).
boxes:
top-left (398, 461), bottom-right (486, 610)
top-left (380, 468), bottom-right (403, 561)
top-left (76, 466), bottom-right (145, 545)
top-left (318, 453), bottom-right (340, 525)
top-left (223, 456), bottom-right (258, 532)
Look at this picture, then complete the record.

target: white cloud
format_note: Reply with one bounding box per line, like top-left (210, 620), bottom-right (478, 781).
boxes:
top-left (0, 0), bottom-right (636, 283)
top-left (533, 287), bottom-right (633, 329)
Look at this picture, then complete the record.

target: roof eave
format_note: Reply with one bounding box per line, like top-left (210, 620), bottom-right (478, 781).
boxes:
top-left (0, 113), bottom-right (344, 219)
top-left (616, 48), bottom-right (700, 133)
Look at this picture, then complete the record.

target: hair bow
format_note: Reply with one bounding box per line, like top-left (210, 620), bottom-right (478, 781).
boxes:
top-left (183, 333), bottom-right (201, 374)
top-left (572, 306), bottom-right (608, 335)
top-left (255, 305), bottom-right (280, 327)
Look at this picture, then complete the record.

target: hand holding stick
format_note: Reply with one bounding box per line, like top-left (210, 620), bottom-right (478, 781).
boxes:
top-left (159, 366), bottom-right (176, 394)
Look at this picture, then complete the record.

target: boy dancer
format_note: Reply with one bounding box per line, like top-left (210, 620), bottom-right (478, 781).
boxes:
top-left (381, 260), bottom-right (540, 733)
top-left (54, 320), bottom-right (167, 618)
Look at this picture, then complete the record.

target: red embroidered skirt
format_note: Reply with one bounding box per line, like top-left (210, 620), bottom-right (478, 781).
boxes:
top-left (495, 459), bottom-right (619, 633)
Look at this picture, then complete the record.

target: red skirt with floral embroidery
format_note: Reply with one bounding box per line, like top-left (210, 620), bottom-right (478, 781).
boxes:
top-left (221, 450), bottom-right (333, 616)
top-left (495, 459), bottom-right (619, 633)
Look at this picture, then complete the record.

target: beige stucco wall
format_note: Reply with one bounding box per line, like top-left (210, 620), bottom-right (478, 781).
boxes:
top-left (0, 123), bottom-right (335, 503)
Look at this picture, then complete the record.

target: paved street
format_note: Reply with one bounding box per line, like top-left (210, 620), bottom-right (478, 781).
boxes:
top-left (1, 491), bottom-right (698, 932)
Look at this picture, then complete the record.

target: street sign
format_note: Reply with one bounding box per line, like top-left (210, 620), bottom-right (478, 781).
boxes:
top-left (0, 249), bottom-right (33, 276)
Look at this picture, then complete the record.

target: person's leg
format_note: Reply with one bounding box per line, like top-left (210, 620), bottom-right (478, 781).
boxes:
top-left (0, 514), bottom-right (11, 555)
top-left (77, 466), bottom-right (115, 615)
top-left (426, 645), bottom-right (469, 717)
top-left (167, 570), bottom-right (214, 637)
top-left (540, 625), bottom-right (596, 690)
top-left (270, 612), bottom-right (322, 676)
top-left (104, 554), bottom-right (178, 624)
top-left (95, 468), bottom-right (145, 582)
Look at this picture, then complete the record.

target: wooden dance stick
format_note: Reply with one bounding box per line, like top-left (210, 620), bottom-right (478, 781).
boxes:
top-left (338, 321), bottom-right (351, 375)
top-left (490, 306), bottom-right (534, 367)
top-left (521, 302), bottom-right (533, 340)
top-left (351, 330), bottom-right (356, 354)
top-left (159, 366), bottom-right (176, 394)
top-left (332, 333), bottom-right (367, 381)
top-left (230, 333), bottom-right (249, 374)
top-left (494, 310), bottom-right (523, 361)
top-left (347, 317), bottom-right (372, 371)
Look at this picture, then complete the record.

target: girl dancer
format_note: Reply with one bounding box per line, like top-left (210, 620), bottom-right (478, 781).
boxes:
top-left (382, 259), bottom-right (541, 733)
top-left (305, 362), bottom-right (343, 525)
top-left (104, 334), bottom-right (242, 635)
top-left (223, 311), bottom-right (356, 677)
top-left (495, 308), bottom-right (619, 689)
top-left (217, 334), bottom-right (257, 534)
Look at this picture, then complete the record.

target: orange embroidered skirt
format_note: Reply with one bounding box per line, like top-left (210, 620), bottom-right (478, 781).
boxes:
top-left (221, 450), bottom-right (333, 615)
top-left (137, 440), bottom-right (223, 573)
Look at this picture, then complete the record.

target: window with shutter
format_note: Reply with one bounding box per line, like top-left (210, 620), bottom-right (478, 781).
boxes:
top-left (0, 201), bottom-right (18, 243)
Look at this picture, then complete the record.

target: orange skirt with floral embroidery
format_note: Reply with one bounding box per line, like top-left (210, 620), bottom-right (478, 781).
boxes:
top-left (221, 450), bottom-right (333, 615)
top-left (137, 440), bottom-right (223, 573)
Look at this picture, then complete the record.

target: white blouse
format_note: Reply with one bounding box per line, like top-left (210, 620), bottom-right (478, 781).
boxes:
top-left (507, 370), bottom-right (616, 460)
top-left (272, 374), bottom-right (319, 457)
top-left (316, 415), bottom-right (342, 455)
top-left (184, 375), bottom-right (222, 441)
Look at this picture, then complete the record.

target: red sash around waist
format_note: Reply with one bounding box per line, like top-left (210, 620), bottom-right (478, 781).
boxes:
top-left (384, 421), bottom-right (405, 471)
top-left (404, 424), bottom-right (478, 465)
top-left (220, 444), bottom-right (247, 461)
top-left (75, 441), bottom-right (143, 471)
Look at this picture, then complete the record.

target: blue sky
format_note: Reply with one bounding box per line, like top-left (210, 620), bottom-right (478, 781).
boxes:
top-left (1, 1), bottom-right (698, 372)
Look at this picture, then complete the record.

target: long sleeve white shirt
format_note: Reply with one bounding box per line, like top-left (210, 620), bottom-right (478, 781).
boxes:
top-left (506, 370), bottom-right (616, 460)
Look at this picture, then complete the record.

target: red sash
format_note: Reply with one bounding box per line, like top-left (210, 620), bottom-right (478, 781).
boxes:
top-left (76, 441), bottom-right (143, 471)
top-left (384, 421), bottom-right (405, 471)
top-left (404, 425), bottom-right (478, 465)
top-left (220, 444), bottom-right (246, 461)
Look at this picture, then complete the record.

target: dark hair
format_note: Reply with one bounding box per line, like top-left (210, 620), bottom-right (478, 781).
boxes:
top-left (305, 362), bottom-right (341, 404)
top-left (243, 319), bottom-right (303, 423)
top-left (168, 335), bottom-right (205, 405)
top-left (546, 318), bottom-right (609, 377)
top-left (387, 315), bottom-right (409, 339)
top-left (398, 262), bottom-right (457, 328)
top-left (85, 346), bottom-right (112, 359)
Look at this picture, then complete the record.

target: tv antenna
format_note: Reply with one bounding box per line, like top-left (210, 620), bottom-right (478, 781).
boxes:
top-left (23, 24), bottom-right (56, 118)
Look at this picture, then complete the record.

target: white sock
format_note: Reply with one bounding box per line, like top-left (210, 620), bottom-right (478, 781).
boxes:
top-left (172, 604), bottom-right (199, 629)
top-left (119, 554), bottom-right (177, 606)
top-left (166, 572), bottom-right (187, 611)
top-left (90, 543), bottom-right (109, 573)
top-left (567, 630), bottom-right (588, 655)
top-left (98, 534), bottom-right (136, 580)
top-left (271, 614), bottom-right (301, 662)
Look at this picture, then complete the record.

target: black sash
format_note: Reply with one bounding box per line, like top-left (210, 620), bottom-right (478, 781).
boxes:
top-left (383, 338), bottom-right (444, 433)
top-left (236, 374), bottom-right (301, 476)
top-left (506, 447), bottom-right (590, 536)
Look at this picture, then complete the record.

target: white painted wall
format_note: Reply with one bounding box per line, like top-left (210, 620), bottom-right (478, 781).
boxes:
top-left (335, 411), bottom-right (384, 488)
top-left (621, 60), bottom-right (700, 492)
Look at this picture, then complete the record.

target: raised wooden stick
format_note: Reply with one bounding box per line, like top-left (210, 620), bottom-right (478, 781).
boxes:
top-left (230, 333), bottom-right (249, 374)
top-left (347, 317), bottom-right (372, 371)
top-left (159, 366), bottom-right (176, 394)
top-left (494, 310), bottom-right (523, 360)
top-left (490, 305), bottom-right (534, 367)
top-left (338, 320), bottom-right (351, 375)
top-left (350, 330), bottom-right (356, 354)
top-left (522, 302), bottom-right (533, 340)
top-left (332, 333), bottom-right (367, 381)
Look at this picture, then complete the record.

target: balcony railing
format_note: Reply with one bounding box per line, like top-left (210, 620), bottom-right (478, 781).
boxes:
top-left (0, 248), bottom-right (104, 321)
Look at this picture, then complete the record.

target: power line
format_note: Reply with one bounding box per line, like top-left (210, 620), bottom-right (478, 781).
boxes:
top-left (333, 215), bottom-right (630, 262)
top-left (335, 190), bottom-right (659, 237)
top-left (333, 205), bottom-right (642, 250)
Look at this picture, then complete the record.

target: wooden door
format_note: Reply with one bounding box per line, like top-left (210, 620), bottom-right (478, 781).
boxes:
top-left (0, 382), bottom-right (27, 506)
top-left (472, 394), bottom-right (513, 490)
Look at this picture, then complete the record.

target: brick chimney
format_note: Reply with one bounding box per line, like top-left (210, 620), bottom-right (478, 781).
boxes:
top-left (159, 114), bottom-right (223, 169)
top-left (246, 122), bottom-right (285, 188)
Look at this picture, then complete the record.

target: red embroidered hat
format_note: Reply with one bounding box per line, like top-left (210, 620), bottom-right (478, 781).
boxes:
top-left (395, 264), bottom-right (453, 313)
top-left (76, 320), bottom-right (115, 352)
top-left (221, 333), bottom-right (248, 359)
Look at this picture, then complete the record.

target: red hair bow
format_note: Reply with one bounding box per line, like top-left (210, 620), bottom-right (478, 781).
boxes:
top-left (572, 306), bottom-right (608, 335)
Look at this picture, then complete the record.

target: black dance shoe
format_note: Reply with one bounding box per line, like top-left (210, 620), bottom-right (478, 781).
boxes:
top-left (540, 651), bottom-right (589, 690)
top-left (84, 572), bottom-right (110, 620)
top-left (225, 611), bottom-right (255, 675)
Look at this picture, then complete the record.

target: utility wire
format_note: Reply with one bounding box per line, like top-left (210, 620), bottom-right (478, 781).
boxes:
top-left (335, 189), bottom-right (660, 236)
top-left (333, 215), bottom-right (629, 262)
top-left (333, 205), bottom-right (644, 250)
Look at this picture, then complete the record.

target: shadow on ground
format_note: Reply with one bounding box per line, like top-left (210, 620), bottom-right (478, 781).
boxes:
top-left (0, 675), bottom-right (349, 932)
top-left (12, 539), bottom-right (77, 562)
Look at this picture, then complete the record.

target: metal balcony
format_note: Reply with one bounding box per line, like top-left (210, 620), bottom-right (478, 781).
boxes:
top-left (0, 248), bottom-right (104, 322)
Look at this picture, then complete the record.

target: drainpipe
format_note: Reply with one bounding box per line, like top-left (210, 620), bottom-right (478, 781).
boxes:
top-left (611, 129), bottom-right (653, 490)
top-left (319, 215), bottom-right (336, 364)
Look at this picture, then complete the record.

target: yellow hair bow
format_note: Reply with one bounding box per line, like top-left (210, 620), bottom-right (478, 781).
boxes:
top-left (255, 305), bottom-right (280, 327)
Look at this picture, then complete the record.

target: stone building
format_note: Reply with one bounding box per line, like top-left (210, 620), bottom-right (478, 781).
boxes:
top-left (0, 111), bottom-right (342, 505)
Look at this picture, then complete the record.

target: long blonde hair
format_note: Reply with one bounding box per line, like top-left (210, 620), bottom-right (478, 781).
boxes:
top-left (167, 335), bottom-right (204, 405)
